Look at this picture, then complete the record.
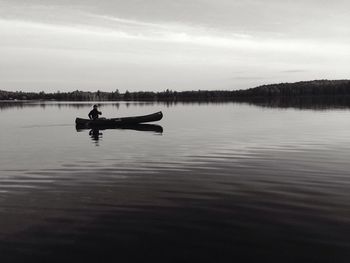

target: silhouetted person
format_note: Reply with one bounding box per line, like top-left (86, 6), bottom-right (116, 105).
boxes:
top-left (88, 105), bottom-right (102, 120)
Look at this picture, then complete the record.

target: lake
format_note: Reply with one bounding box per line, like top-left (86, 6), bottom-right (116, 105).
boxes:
top-left (1, 101), bottom-right (350, 262)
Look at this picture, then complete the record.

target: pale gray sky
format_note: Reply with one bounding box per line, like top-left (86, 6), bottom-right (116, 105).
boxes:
top-left (1, 0), bottom-right (350, 92)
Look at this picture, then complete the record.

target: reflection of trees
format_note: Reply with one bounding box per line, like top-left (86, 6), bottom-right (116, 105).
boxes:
top-left (238, 96), bottom-right (350, 110)
top-left (2, 97), bottom-right (350, 111)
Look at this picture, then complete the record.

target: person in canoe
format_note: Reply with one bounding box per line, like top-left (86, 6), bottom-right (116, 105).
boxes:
top-left (88, 105), bottom-right (102, 120)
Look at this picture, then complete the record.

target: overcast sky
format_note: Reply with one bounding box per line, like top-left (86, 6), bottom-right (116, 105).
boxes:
top-left (1, 0), bottom-right (350, 92)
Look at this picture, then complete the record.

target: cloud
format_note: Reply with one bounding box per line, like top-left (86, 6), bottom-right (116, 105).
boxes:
top-left (231, 76), bottom-right (265, 80)
top-left (2, 14), bottom-right (350, 59)
top-left (280, 70), bottom-right (308, 74)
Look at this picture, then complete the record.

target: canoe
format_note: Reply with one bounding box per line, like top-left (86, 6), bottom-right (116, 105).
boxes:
top-left (76, 124), bottom-right (163, 133)
top-left (75, 111), bottom-right (163, 127)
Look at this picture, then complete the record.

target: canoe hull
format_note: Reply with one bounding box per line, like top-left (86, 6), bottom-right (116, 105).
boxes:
top-left (76, 123), bottom-right (163, 133)
top-left (75, 111), bottom-right (163, 127)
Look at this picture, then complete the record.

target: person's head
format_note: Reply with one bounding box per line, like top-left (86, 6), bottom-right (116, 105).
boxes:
top-left (93, 104), bottom-right (98, 109)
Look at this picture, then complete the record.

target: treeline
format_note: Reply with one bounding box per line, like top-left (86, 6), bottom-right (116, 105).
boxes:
top-left (237, 80), bottom-right (350, 97)
top-left (0, 89), bottom-right (237, 101)
top-left (1, 80), bottom-right (350, 101)
top-left (0, 90), bottom-right (120, 101)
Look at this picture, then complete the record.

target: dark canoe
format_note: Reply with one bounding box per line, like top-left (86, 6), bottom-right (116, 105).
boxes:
top-left (76, 124), bottom-right (163, 134)
top-left (75, 111), bottom-right (163, 127)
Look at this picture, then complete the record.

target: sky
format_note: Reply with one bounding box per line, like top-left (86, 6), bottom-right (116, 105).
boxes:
top-left (1, 0), bottom-right (350, 92)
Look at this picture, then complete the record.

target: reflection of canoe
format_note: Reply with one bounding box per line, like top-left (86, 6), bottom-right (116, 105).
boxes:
top-left (76, 124), bottom-right (163, 134)
top-left (75, 111), bottom-right (163, 126)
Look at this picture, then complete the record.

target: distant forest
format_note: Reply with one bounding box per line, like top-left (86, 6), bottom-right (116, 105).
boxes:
top-left (1, 80), bottom-right (350, 101)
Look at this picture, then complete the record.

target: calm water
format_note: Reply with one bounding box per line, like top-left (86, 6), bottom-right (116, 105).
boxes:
top-left (1, 101), bottom-right (350, 262)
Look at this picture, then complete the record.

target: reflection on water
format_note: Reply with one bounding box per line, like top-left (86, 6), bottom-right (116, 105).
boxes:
top-left (89, 129), bottom-right (103, 146)
top-left (239, 95), bottom-right (350, 109)
top-left (76, 124), bottom-right (163, 146)
top-left (2, 95), bottom-right (350, 111)
top-left (1, 101), bottom-right (350, 262)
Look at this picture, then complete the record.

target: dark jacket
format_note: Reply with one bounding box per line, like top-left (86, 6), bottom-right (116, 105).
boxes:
top-left (88, 108), bottom-right (102, 120)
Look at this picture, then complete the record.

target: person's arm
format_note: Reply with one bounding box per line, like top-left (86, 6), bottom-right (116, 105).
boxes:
top-left (88, 111), bottom-right (93, 119)
top-left (98, 111), bottom-right (102, 115)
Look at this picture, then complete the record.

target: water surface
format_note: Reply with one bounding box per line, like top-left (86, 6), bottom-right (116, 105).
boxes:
top-left (1, 101), bottom-right (350, 262)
